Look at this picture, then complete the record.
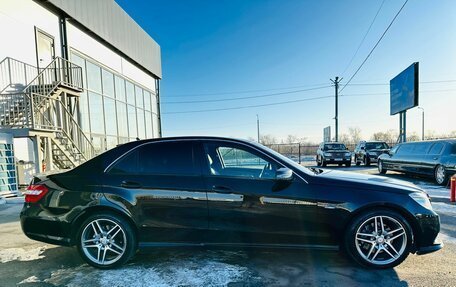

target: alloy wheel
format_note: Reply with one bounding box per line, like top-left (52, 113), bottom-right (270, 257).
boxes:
top-left (355, 215), bottom-right (407, 266)
top-left (435, 165), bottom-right (446, 185)
top-left (81, 218), bottom-right (127, 265)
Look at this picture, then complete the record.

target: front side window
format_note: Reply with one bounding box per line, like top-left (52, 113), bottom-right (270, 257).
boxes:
top-left (204, 142), bottom-right (279, 179)
top-left (108, 142), bottom-right (199, 176)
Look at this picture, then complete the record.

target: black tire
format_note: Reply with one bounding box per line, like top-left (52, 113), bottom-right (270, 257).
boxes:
top-left (355, 156), bottom-right (360, 166)
top-left (316, 156), bottom-right (321, 166)
top-left (344, 209), bottom-right (413, 269)
top-left (364, 155), bottom-right (371, 167)
top-left (322, 159), bottom-right (327, 167)
top-left (434, 165), bottom-right (448, 186)
top-left (346, 162), bottom-right (351, 167)
top-left (378, 160), bottom-right (387, 174)
top-left (77, 212), bottom-right (137, 269)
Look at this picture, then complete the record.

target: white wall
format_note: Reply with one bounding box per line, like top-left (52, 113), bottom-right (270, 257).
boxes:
top-left (0, 0), bottom-right (61, 66)
top-left (67, 22), bottom-right (156, 93)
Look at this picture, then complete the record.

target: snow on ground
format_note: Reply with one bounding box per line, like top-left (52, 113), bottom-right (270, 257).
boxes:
top-left (0, 246), bottom-right (46, 263)
top-left (17, 252), bottom-right (260, 287)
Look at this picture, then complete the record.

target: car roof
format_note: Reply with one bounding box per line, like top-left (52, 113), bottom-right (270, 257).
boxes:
top-left (399, 139), bottom-right (456, 145)
top-left (128, 136), bottom-right (256, 146)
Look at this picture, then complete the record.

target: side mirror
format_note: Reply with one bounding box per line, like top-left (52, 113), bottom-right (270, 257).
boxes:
top-left (276, 167), bottom-right (293, 181)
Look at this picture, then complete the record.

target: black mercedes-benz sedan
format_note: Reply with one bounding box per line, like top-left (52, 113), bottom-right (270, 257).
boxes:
top-left (378, 139), bottom-right (456, 185)
top-left (21, 137), bottom-right (442, 269)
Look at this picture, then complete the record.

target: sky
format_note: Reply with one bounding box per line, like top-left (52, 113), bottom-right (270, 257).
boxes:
top-left (116, 0), bottom-right (456, 143)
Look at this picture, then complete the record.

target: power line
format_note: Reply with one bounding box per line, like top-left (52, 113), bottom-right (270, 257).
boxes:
top-left (339, 0), bottom-right (409, 93)
top-left (341, 0), bottom-right (386, 77)
top-left (341, 88), bottom-right (456, 97)
top-left (162, 85), bottom-right (332, 104)
top-left (166, 82), bottom-right (329, 97)
top-left (163, 95), bottom-right (333, 114)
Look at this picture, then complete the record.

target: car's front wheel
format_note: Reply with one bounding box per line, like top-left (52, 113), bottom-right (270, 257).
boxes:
top-left (77, 212), bottom-right (136, 269)
top-left (344, 209), bottom-right (412, 269)
top-left (434, 165), bottom-right (448, 186)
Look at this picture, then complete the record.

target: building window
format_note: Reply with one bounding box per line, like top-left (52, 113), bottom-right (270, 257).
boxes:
top-left (102, 69), bottom-right (115, 98)
top-left (126, 81), bottom-right (135, 106)
top-left (104, 97), bottom-right (117, 136)
top-left (115, 76), bottom-right (126, 102)
top-left (128, 105), bottom-right (137, 139)
top-left (116, 101), bottom-right (128, 138)
top-left (137, 108), bottom-right (145, 139)
top-left (86, 61), bottom-right (102, 93)
top-left (135, 85), bottom-right (144, 109)
top-left (89, 91), bottom-right (105, 134)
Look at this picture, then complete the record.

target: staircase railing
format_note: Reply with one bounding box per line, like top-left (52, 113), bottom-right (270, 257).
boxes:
top-left (24, 56), bottom-right (83, 96)
top-left (0, 57), bottom-right (39, 94)
top-left (0, 57), bottom-right (94, 163)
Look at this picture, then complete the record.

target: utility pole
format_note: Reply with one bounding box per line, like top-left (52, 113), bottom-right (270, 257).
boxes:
top-left (417, 107), bottom-right (425, 140)
top-left (330, 77), bottom-right (342, 142)
top-left (256, 114), bottom-right (260, 143)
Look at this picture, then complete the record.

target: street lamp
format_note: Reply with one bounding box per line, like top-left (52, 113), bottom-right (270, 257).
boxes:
top-left (417, 107), bottom-right (425, 141)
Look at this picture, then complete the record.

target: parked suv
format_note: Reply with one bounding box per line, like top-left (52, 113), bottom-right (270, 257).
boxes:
top-left (378, 139), bottom-right (456, 185)
top-left (354, 141), bottom-right (390, 166)
top-left (316, 142), bottom-right (351, 167)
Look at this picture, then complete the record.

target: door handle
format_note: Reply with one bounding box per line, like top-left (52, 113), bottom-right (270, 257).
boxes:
top-left (433, 157), bottom-right (438, 160)
top-left (121, 181), bottom-right (142, 189)
top-left (212, 185), bottom-right (232, 194)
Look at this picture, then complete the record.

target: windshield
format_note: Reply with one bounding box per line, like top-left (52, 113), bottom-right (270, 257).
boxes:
top-left (324, 144), bottom-right (347, 151)
top-left (365, 142), bottom-right (389, 150)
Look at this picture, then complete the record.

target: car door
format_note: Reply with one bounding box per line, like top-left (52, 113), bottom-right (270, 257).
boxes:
top-left (201, 140), bottom-right (331, 247)
top-left (103, 140), bottom-right (209, 244)
top-left (411, 142), bottom-right (433, 174)
top-left (424, 142), bottom-right (446, 175)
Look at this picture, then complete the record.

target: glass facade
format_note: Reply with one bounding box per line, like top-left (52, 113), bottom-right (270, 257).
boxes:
top-left (70, 51), bottom-right (160, 153)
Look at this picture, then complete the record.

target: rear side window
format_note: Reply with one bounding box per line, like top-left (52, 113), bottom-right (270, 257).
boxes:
top-left (413, 142), bottom-right (431, 155)
top-left (108, 141), bottom-right (199, 176)
top-left (428, 143), bottom-right (444, 155)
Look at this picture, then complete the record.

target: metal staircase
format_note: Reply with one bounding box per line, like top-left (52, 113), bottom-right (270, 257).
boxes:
top-left (0, 57), bottom-right (95, 170)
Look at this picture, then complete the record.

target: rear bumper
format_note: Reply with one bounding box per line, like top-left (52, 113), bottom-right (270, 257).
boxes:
top-left (416, 240), bottom-right (443, 255)
top-left (20, 205), bottom-right (73, 246)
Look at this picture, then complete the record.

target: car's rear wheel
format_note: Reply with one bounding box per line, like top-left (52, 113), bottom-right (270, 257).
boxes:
top-left (378, 160), bottom-right (387, 174)
top-left (77, 212), bottom-right (136, 269)
top-left (434, 165), bottom-right (448, 186)
top-left (355, 156), bottom-right (360, 166)
top-left (346, 162), bottom-right (351, 167)
top-left (344, 209), bottom-right (412, 269)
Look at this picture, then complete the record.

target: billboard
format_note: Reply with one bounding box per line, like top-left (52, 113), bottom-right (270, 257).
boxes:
top-left (323, 126), bottom-right (331, 142)
top-left (390, 62), bottom-right (419, 115)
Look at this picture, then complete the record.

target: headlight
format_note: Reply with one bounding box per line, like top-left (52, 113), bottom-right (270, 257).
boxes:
top-left (324, 153), bottom-right (332, 157)
top-left (345, 152), bottom-right (351, 156)
top-left (409, 192), bottom-right (433, 210)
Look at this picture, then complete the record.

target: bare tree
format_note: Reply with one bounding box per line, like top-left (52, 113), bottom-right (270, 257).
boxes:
top-left (407, 132), bottom-right (420, 142)
top-left (348, 127), bottom-right (362, 143)
top-left (260, 134), bottom-right (277, 145)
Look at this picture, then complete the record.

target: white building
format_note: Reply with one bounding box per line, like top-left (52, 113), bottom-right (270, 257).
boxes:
top-left (0, 0), bottom-right (162, 195)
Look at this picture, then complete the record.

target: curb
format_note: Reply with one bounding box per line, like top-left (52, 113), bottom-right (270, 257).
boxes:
top-left (0, 197), bottom-right (6, 205)
top-left (5, 196), bottom-right (25, 204)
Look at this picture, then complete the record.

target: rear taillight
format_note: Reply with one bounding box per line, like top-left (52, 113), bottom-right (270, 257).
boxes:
top-left (24, 184), bottom-right (49, 203)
